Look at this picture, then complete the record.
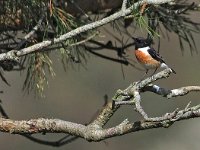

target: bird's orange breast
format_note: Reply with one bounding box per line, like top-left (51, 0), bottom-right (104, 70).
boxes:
top-left (135, 50), bottom-right (160, 67)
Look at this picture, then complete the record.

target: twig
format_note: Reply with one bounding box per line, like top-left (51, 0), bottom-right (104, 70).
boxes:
top-left (16, 14), bottom-right (45, 50)
top-left (112, 68), bottom-right (200, 122)
top-left (121, 0), bottom-right (128, 12)
top-left (70, 31), bottom-right (99, 47)
top-left (141, 85), bottom-right (200, 98)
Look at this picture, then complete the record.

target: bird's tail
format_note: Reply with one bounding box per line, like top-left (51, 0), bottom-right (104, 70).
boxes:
top-left (170, 68), bottom-right (176, 74)
top-left (161, 63), bottom-right (176, 74)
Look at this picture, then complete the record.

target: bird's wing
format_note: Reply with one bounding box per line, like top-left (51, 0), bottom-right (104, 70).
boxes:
top-left (147, 47), bottom-right (165, 63)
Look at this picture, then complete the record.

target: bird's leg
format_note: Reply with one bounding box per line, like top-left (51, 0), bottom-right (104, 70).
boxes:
top-left (140, 69), bottom-right (148, 81)
top-left (150, 68), bottom-right (158, 76)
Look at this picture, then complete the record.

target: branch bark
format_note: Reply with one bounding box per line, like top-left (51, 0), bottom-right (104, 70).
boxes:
top-left (0, 68), bottom-right (200, 142)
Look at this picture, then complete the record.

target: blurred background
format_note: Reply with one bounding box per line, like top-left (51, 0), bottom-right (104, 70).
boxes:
top-left (1, 28), bottom-right (200, 150)
top-left (0, 0), bottom-right (200, 150)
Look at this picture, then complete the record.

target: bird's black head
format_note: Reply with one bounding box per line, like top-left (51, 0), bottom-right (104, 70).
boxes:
top-left (133, 37), bottom-right (151, 49)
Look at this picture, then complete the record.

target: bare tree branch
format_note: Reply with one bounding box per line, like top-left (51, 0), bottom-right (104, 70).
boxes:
top-left (0, 68), bottom-right (200, 142)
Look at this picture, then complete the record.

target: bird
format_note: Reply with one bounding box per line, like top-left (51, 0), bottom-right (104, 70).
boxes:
top-left (133, 37), bottom-right (176, 79)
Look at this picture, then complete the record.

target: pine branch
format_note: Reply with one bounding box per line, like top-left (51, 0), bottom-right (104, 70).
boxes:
top-left (0, 0), bottom-right (174, 61)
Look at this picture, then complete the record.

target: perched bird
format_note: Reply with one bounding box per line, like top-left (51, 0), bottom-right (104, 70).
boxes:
top-left (133, 37), bottom-right (176, 78)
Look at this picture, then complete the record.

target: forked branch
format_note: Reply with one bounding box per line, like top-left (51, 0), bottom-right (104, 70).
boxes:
top-left (0, 68), bottom-right (200, 141)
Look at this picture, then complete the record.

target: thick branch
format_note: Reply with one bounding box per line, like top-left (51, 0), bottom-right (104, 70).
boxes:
top-left (0, 118), bottom-right (86, 135)
top-left (89, 101), bottom-right (120, 127)
top-left (0, 69), bottom-right (200, 142)
top-left (0, 105), bottom-right (200, 142)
